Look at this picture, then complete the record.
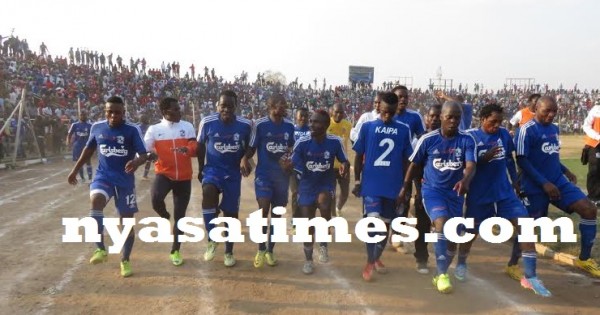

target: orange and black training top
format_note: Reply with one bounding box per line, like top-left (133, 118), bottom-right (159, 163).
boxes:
top-left (143, 119), bottom-right (197, 181)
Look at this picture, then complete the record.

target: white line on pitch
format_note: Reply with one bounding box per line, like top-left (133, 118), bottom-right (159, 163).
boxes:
top-left (190, 201), bottom-right (217, 315)
top-left (36, 254), bottom-right (86, 315)
top-left (468, 272), bottom-right (540, 315)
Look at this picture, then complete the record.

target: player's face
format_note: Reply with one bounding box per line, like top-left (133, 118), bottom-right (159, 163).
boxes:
top-left (426, 107), bottom-right (441, 130)
top-left (535, 99), bottom-right (557, 126)
top-left (218, 95), bottom-right (237, 123)
top-left (309, 113), bottom-right (329, 137)
top-left (332, 106), bottom-right (345, 123)
top-left (394, 89), bottom-right (409, 112)
top-left (163, 102), bottom-right (181, 123)
top-left (373, 96), bottom-right (381, 113)
top-left (441, 105), bottom-right (462, 136)
top-left (379, 101), bottom-right (397, 124)
top-left (269, 102), bottom-right (288, 122)
top-left (296, 110), bottom-right (308, 127)
top-left (481, 111), bottom-right (503, 134)
top-left (79, 112), bottom-right (87, 122)
top-left (105, 102), bottom-right (125, 128)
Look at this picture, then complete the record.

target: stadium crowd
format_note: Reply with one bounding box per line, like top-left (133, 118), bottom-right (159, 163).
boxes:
top-left (0, 34), bottom-right (599, 159)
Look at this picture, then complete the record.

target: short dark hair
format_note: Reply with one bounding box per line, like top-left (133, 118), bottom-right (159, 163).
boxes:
top-left (527, 93), bottom-right (541, 103)
top-left (391, 85), bottom-right (408, 93)
top-left (266, 93), bottom-right (287, 109)
top-left (106, 96), bottom-right (124, 104)
top-left (219, 90), bottom-right (237, 104)
top-left (314, 109), bottom-right (330, 122)
top-left (297, 107), bottom-right (309, 113)
top-left (159, 97), bottom-right (178, 112)
top-left (479, 103), bottom-right (503, 119)
top-left (380, 92), bottom-right (399, 106)
top-left (428, 104), bottom-right (442, 113)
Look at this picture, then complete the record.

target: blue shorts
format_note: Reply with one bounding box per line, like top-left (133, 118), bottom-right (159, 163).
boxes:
top-left (254, 174), bottom-right (290, 207)
top-left (298, 184), bottom-right (334, 207)
top-left (465, 194), bottom-right (528, 233)
top-left (363, 196), bottom-right (399, 223)
top-left (89, 179), bottom-right (138, 215)
top-left (525, 181), bottom-right (586, 219)
top-left (72, 145), bottom-right (85, 161)
top-left (422, 186), bottom-right (464, 222)
top-left (202, 168), bottom-right (241, 213)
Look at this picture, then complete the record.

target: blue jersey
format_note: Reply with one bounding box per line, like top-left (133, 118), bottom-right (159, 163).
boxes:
top-left (292, 135), bottom-right (348, 189)
top-left (294, 124), bottom-right (310, 141)
top-left (394, 109), bottom-right (425, 137)
top-left (410, 130), bottom-right (477, 190)
top-left (466, 127), bottom-right (516, 204)
top-left (459, 103), bottom-right (473, 131)
top-left (514, 120), bottom-right (565, 194)
top-left (197, 114), bottom-right (252, 178)
top-left (86, 120), bottom-right (146, 187)
top-left (68, 121), bottom-right (92, 148)
top-left (250, 117), bottom-right (295, 178)
top-left (353, 119), bottom-right (413, 199)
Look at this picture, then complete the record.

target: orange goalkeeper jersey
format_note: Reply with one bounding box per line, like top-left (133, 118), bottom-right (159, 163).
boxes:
top-left (143, 119), bottom-right (197, 181)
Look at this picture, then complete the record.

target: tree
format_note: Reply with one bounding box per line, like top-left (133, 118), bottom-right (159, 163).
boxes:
top-left (261, 70), bottom-right (287, 85)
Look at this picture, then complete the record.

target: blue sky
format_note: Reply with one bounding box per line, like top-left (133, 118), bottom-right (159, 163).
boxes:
top-left (2, 0), bottom-right (598, 90)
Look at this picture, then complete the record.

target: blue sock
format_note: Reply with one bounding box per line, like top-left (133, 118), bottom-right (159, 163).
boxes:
top-left (79, 168), bottom-right (85, 180)
top-left (374, 231), bottom-right (388, 261)
top-left (259, 225), bottom-right (268, 251)
top-left (522, 251), bottom-right (537, 278)
top-left (508, 237), bottom-right (521, 266)
top-left (224, 221), bottom-right (233, 254)
top-left (122, 228), bottom-right (135, 261)
top-left (579, 219), bottom-right (597, 261)
top-left (86, 164), bottom-right (93, 179)
top-left (304, 243), bottom-right (313, 261)
top-left (202, 208), bottom-right (217, 242)
top-left (90, 210), bottom-right (105, 250)
top-left (366, 242), bottom-right (376, 264)
top-left (434, 233), bottom-right (448, 275)
top-left (268, 214), bottom-right (281, 252)
top-left (366, 230), bottom-right (378, 263)
top-left (457, 252), bottom-right (469, 265)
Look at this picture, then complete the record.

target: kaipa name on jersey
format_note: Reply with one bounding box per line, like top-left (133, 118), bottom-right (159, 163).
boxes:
top-left (99, 144), bottom-right (129, 157)
top-left (306, 161), bottom-right (330, 172)
top-left (266, 142), bottom-right (287, 153)
top-left (432, 158), bottom-right (462, 171)
top-left (375, 126), bottom-right (398, 135)
top-left (214, 142), bottom-right (240, 153)
top-left (541, 142), bottom-right (560, 154)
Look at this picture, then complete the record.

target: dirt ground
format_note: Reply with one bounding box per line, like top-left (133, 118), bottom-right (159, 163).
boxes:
top-left (1, 158), bottom-right (599, 315)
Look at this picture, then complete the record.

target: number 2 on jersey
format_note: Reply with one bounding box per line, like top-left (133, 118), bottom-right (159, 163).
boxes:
top-left (374, 138), bottom-right (394, 167)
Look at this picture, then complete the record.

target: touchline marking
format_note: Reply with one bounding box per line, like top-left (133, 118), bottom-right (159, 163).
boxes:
top-left (0, 169), bottom-right (68, 204)
top-left (468, 271), bottom-right (540, 315)
top-left (190, 202), bottom-right (217, 315)
top-left (321, 265), bottom-right (377, 315)
top-left (36, 254), bottom-right (86, 315)
top-left (35, 188), bottom-right (152, 314)
top-left (0, 182), bottom-right (64, 207)
top-left (0, 192), bottom-right (75, 239)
